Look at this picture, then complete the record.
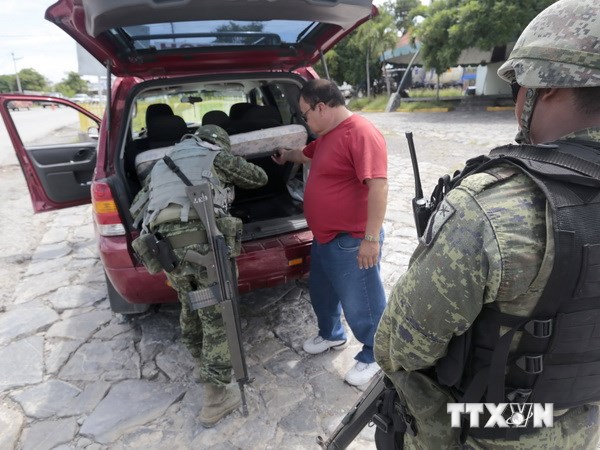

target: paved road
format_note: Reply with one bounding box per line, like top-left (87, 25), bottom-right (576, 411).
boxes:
top-left (0, 110), bottom-right (518, 450)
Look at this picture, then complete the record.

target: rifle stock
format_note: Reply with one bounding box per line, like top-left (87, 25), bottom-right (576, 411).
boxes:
top-left (186, 183), bottom-right (250, 416)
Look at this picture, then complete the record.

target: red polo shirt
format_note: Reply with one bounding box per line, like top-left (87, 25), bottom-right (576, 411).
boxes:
top-left (302, 114), bottom-right (387, 244)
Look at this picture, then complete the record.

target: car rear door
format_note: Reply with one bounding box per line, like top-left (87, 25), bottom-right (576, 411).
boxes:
top-left (0, 95), bottom-right (101, 212)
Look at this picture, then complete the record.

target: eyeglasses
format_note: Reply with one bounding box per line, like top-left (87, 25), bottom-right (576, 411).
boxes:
top-left (511, 80), bottom-right (521, 103)
top-left (300, 105), bottom-right (315, 122)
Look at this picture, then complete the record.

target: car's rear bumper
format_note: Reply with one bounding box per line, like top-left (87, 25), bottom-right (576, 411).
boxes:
top-left (101, 229), bottom-right (313, 304)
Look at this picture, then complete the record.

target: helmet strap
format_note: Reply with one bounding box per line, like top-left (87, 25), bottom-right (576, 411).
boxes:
top-left (517, 88), bottom-right (539, 144)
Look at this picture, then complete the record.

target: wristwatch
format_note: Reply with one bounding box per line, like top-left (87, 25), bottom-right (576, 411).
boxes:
top-left (364, 234), bottom-right (377, 242)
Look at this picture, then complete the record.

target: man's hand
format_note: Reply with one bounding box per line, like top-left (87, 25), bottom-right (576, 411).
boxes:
top-left (271, 147), bottom-right (311, 165)
top-left (358, 240), bottom-right (379, 269)
top-left (271, 147), bottom-right (288, 165)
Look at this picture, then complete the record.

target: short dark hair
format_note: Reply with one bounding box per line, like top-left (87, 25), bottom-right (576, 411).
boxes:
top-left (300, 79), bottom-right (346, 108)
top-left (573, 87), bottom-right (600, 115)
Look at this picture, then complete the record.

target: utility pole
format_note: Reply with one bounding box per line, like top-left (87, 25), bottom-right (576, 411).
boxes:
top-left (11, 52), bottom-right (23, 93)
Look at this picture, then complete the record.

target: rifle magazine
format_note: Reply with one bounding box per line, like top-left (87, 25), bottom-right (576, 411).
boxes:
top-left (188, 285), bottom-right (220, 310)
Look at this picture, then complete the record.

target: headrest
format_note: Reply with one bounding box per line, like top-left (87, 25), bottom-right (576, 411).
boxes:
top-left (145, 103), bottom-right (174, 128)
top-left (229, 103), bottom-right (254, 120)
top-left (202, 110), bottom-right (230, 126)
top-left (242, 105), bottom-right (282, 124)
top-left (147, 115), bottom-right (188, 143)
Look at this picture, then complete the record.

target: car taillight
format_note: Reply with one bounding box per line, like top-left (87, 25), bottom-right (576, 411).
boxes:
top-left (92, 182), bottom-right (126, 236)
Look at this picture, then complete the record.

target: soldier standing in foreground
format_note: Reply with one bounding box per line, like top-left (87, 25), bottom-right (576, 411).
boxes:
top-left (131, 125), bottom-right (267, 427)
top-left (374, 0), bottom-right (600, 448)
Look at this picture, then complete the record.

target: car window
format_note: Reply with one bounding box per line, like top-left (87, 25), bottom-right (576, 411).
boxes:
top-left (268, 83), bottom-right (299, 124)
top-left (111, 20), bottom-right (317, 53)
top-left (9, 100), bottom-right (99, 147)
top-left (131, 89), bottom-right (247, 135)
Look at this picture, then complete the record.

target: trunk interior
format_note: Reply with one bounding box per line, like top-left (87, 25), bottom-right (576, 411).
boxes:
top-left (229, 155), bottom-right (306, 241)
top-left (119, 75), bottom-right (311, 241)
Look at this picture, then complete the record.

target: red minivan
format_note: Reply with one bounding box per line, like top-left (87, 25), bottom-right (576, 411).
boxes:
top-left (0, 0), bottom-right (376, 314)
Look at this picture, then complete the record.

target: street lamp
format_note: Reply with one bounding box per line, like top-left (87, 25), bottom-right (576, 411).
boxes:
top-left (11, 52), bottom-right (23, 93)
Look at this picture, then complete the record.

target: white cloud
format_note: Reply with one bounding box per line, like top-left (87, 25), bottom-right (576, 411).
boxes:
top-left (0, 1), bottom-right (79, 85)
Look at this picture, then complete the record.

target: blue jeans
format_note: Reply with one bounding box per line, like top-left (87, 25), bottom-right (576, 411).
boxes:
top-left (309, 230), bottom-right (386, 363)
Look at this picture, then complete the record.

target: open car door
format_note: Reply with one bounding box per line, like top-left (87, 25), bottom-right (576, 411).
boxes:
top-left (0, 94), bottom-right (101, 213)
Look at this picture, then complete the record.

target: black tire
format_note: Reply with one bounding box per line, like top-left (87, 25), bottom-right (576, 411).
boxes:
top-left (105, 272), bottom-right (150, 315)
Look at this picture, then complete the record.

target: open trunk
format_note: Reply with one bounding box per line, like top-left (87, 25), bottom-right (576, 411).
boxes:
top-left (120, 74), bottom-right (312, 242)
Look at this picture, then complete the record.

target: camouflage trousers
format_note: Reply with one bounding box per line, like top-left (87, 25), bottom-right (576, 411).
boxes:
top-left (156, 220), bottom-right (232, 386)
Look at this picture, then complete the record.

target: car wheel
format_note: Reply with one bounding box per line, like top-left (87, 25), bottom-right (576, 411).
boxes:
top-left (105, 272), bottom-right (150, 315)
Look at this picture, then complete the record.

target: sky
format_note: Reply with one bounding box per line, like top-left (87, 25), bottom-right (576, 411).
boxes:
top-left (0, 0), bottom-right (430, 86)
top-left (0, 0), bottom-right (79, 84)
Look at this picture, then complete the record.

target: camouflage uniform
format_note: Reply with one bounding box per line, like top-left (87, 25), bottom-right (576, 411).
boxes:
top-left (133, 125), bottom-right (267, 386)
top-left (375, 1), bottom-right (600, 448)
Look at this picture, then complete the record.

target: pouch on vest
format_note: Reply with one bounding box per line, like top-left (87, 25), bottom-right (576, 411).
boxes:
top-left (216, 216), bottom-right (243, 257)
top-left (132, 234), bottom-right (164, 274)
top-left (373, 382), bottom-right (417, 450)
top-left (435, 330), bottom-right (471, 388)
top-left (132, 233), bottom-right (179, 274)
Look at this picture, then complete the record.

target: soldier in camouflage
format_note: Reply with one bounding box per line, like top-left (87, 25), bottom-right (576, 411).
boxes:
top-left (131, 125), bottom-right (267, 427)
top-left (374, 0), bottom-right (600, 448)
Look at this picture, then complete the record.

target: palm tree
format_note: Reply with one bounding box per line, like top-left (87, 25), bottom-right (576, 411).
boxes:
top-left (350, 11), bottom-right (398, 98)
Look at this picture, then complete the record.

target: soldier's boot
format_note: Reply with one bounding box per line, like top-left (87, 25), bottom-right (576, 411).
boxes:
top-left (198, 383), bottom-right (241, 427)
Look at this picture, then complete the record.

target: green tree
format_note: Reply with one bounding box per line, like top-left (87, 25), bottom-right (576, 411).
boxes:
top-left (349, 11), bottom-right (398, 97)
top-left (214, 21), bottom-right (267, 44)
top-left (384, 0), bottom-right (421, 34)
top-left (414, 0), bottom-right (556, 80)
top-left (314, 35), bottom-right (367, 86)
top-left (0, 75), bottom-right (15, 93)
top-left (54, 72), bottom-right (89, 97)
top-left (18, 68), bottom-right (48, 92)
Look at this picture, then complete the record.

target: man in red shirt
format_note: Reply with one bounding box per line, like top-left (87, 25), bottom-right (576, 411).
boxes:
top-left (272, 79), bottom-right (388, 386)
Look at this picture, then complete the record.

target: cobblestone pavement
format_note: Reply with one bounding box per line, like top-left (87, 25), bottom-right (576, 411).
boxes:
top-left (0, 110), bottom-right (518, 450)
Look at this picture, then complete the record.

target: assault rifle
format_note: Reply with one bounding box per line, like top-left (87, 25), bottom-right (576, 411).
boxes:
top-left (186, 182), bottom-right (250, 416)
top-left (317, 374), bottom-right (385, 449)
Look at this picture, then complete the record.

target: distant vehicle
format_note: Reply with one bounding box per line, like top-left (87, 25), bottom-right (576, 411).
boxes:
top-left (41, 92), bottom-right (65, 108)
top-left (7, 100), bottom-right (33, 111)
top-left (70, 93), bottom-right (92, 103)
top-left (90, 94), bottom-right (107, 103)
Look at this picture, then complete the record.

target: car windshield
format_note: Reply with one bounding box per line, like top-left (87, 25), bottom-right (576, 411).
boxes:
top-left (111, 20), bottom-right (318, 52)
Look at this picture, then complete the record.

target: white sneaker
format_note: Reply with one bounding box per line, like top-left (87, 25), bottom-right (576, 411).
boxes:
top-left (344, 361), bottom-right (381, 386)
top-left (303, 335), bottom-right (348, 354)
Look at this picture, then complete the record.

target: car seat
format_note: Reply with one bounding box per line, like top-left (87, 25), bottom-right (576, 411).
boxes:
top-left (145, 103), bottom-right (175, 127)
top-left (146, 114), bottom-right (188, 149)
top-left (202, 110), bottom-right (230, 127)
top-left (227, 104), bottom-right (282, 134)
top-left (229, 103), bottom-right (255, 121)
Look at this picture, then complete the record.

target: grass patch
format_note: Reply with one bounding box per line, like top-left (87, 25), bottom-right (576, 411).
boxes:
top-left (408, 88), bottom-right (463, 98)
top-left (348, 95), bottom-right (452, 112)
top-left (397, 101), bottom-right (450, 112)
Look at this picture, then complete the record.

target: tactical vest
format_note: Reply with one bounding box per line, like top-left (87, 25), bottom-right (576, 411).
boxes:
top-left (432, 140), bottom-right (600, 440)
top-left (141, 136), bottom-right (233, 231)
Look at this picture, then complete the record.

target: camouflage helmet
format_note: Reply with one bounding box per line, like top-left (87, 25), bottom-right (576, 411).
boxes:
top-left (497, 0), bottom-right (600, 88)
top-left (194, 124), bottom-right (231, 151)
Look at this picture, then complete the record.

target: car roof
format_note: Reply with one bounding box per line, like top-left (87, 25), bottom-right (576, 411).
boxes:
top-left (46, 0), bottom-right (376, 77)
